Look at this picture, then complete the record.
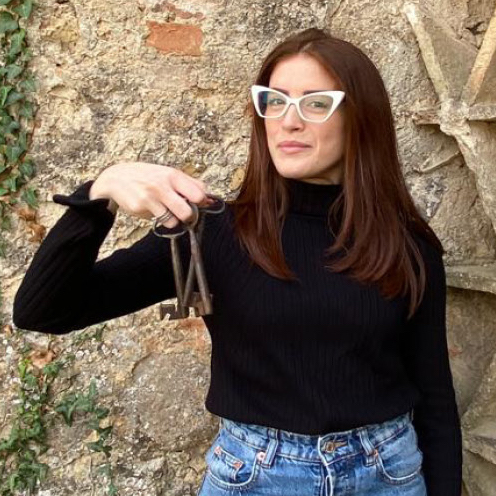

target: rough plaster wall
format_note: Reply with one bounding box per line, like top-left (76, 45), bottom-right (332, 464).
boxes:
top-left (1, 0), bottom-right (495, 494)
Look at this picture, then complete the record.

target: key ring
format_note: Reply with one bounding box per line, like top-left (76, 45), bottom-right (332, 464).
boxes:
top-left (151, 194), bottom-right (225, 238)
top-left (152, 209), bottom-right (175, 226)
top-left (152, 203), bottom-right (200, 238)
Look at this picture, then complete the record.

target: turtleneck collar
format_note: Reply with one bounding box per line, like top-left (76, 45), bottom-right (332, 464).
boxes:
top-left (286, 178), bottom-right (343, 217)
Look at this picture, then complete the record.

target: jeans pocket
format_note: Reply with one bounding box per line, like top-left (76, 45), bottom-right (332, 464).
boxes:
top-left (375, 422), bottom-right (423, 486)
top-left (205, 428), bottom-right (262, 490)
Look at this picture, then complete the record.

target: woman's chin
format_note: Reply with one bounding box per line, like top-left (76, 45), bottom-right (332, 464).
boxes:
top-left (273, 164), bottom-right (312, 180)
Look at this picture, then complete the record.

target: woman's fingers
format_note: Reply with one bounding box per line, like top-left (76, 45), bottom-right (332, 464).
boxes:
top-left (92, 162), bottom-right (214, 224)
top-left (148, 200), bottom-right (180, 228)
top-left (170, 171), bottom-right (209, 205)
top-left (161, 172), bottom-right (211, 218)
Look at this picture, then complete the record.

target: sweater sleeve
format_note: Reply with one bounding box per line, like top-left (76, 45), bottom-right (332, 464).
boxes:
top-left (13, 180), bottom-right (189, 334)
top-left (401, 238), bottom-right (463, 496)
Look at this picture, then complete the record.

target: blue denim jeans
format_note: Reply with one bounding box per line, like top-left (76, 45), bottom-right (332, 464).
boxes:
top-left (197, 411), bottom-right (427, 495)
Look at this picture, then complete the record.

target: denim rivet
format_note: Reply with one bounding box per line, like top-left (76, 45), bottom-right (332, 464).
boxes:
top-left (324, 440), bottom-right (347, 453)
top-left (257, 451), bottom-right (266, 461)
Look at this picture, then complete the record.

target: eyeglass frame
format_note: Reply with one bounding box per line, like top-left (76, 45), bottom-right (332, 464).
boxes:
top-left (250, 85), bottom-right (346, 123)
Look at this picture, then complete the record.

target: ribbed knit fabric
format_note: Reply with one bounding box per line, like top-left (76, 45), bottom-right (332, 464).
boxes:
top-left (13, 178), bottom-right (462, 495)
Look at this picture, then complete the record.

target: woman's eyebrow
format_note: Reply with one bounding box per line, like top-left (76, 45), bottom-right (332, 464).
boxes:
top-left (271, 87), bottom-right (328, 95)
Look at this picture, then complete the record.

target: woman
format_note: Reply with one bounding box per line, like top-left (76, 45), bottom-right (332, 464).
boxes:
top-left (13, 28), bottom-right (462, 495)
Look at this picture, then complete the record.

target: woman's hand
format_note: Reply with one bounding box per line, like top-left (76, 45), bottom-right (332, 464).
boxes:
top-left (89, 162), bottom-right (213, 228)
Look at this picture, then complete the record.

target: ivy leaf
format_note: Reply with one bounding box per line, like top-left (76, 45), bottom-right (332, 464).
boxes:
top-left (54, 403), bottom-right (72, 426)
top-left (4, 119), bottom-right (20, 134)
top-left (1, 213), bottom-right (11, 232)
top-left (19, 159), bottom-right (34, 178)
top-left (86, 418), bottom-right (101, 431)
top-left (19, 47), bottom-right (32, 63)
top-left (87, 439), bottom-right (112, 457)
top-left (2, 176), bottom-right (18, 192)
top-left (0, 86), bottom-right (13, 106)
top-left (21, 187), bottom-right (38, 208)
top-left (5, 144), bottom-right (23, 163)
top-left (20, 101), bottom-right (34, 118)
top-left (6, 64), bottom-right (24, 80)
top-left (97, 464), bottom-right (111, 477)
top-left (13, 0), bottom-right (33, 18)
top-left (8, 473), bottom-right (19, 492)
top-left (0, 12), bottom-right (18, 33)
top-left (14, 172), bottom-right (28, 191)
top-left (76, 396), bottom-right (93, 412)
top-left (98, 425), bottom-right (113, 439)
top-left (19, 77), bottom-right (36, 93)
top-left (8, 29), bottom-right (26, 57)
top-left (18, 130), bottom-right (28, 151)
top-left (108, 483), bottom-right (118, 496)
top-left (1, 113), bottom-right (14, 126)
top-left (89, 380), bottom-right (97, 399)
top-left (87, 440), bottom-right (103, 453)
top-left (95, 406), bottom-right (110, 419)
top-left (5, 90), bottom-right (24, 106)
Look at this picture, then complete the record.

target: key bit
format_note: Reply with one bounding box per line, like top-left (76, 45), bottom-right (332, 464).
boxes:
top-left (159, 302), bottom-right (189, 320)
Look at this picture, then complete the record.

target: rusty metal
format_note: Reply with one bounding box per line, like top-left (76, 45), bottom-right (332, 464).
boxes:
top-left (152, 195), bottom-right (225, 320)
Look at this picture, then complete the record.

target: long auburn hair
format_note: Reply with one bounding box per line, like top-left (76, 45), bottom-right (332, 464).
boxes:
top-left (229, 28), bottom-right (444, 320)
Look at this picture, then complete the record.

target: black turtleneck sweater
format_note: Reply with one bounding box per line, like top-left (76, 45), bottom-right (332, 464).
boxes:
top-left (12, 178), bottom-right (462, 495)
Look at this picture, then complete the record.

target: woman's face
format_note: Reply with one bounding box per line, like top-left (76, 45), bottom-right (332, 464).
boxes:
top-left (265, 53), bottom-right (346, 185)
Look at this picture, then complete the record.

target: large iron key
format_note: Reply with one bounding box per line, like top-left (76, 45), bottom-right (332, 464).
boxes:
top-left (159, 234), bottom-right (189, 320)
top-left (152, 195), bottom-right (225, 320)
top-left (183, 214), bottom-right (213, 315)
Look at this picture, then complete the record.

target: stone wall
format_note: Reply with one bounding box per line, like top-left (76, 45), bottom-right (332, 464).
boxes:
top-left (1, 0), bottom-right (496, 494)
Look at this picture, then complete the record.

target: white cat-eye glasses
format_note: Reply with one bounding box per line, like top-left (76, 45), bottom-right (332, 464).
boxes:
top-left (251, 85), bottom-right (346, 123)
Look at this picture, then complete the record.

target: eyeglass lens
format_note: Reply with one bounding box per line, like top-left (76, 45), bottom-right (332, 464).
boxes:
top-left (256, 90), bottom-right (336, 122)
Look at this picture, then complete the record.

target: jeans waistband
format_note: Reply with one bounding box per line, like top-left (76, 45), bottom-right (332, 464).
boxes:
top-left (219, 410), bottom-right (414, 464)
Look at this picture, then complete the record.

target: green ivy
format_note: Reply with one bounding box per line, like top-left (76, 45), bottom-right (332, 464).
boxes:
top-left (55, 379), bottom-right (118, 495)
top-left (0, 325), bottom-right (118, 495)
top-left (0, 0), bottom-right (37, 258)
top-left (0, 351), bottom-right (67, 495)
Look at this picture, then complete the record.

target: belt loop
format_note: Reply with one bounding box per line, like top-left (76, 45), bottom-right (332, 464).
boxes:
top-left (358, 427), bottom-right (377, 466)
top-left (259, 427), bottom-right (278, 468)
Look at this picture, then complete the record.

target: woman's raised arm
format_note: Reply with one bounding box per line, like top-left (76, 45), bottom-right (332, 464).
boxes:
top-left (13, 163), bottom-right (212, 334)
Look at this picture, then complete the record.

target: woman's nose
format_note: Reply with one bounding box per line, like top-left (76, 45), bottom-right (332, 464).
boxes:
top-left (281, 103), bottom-right (304, 129)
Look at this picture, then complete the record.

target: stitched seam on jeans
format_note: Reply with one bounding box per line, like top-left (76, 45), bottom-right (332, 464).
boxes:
top-left (222, 427), bottom-right (266, 451)
top-left (206, 460), bottom-right (260, 491)
top-left (372, 423), bottom-right (409, 449)
top-left (377, 458), bottom-right (422, 484)
top-left (276, 452), bottom-right (322, 464)
top-left (278, 450), bottom-right (361, 465)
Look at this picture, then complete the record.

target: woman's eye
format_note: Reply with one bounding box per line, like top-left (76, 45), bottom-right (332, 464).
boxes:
top-left (268, 98), bottom-right (285, 106)
top-left (307, 100), bottom-right (329, 108)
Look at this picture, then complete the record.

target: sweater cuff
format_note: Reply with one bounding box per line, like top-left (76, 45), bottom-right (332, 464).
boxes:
top-left (52, 180), bottom-right (116, 222)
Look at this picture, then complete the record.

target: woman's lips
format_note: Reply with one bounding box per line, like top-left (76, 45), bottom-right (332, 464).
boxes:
top-left (278, 144), bottom-right (311, 154)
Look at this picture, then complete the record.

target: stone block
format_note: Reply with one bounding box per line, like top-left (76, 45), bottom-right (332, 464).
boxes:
top-left (146, 22), bottom-right (203, 56)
